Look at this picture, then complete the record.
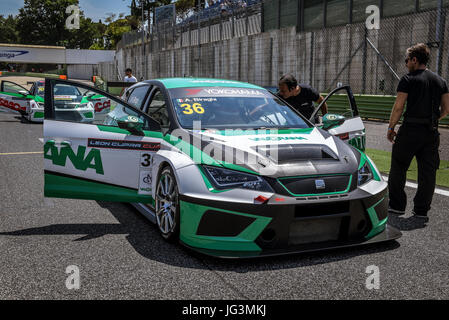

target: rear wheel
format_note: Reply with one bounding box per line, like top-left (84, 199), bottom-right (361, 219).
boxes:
top-left (155, 166), bottom-right (180, 242)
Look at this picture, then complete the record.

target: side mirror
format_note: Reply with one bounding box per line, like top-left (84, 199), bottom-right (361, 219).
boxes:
top-left (18, 90), bottom-right (29, 97)
top-left (322, 114), bottom-right (346, 130)
top-left (117, 115), bottom-right (145, 136)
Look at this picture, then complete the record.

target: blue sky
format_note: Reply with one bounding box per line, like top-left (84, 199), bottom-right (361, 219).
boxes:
top-left (1, 0), bottom-right (132, 22)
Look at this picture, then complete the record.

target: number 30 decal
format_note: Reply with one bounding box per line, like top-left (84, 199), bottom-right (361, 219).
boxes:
top-left (180, 103), bottom-right (205, 114)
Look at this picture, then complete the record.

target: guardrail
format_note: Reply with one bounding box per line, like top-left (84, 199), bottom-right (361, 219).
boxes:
top-left (93, 76), bottom-right (133, 97)
top-left (323, 94), bottom-right (449, 127)
top-left (0, 71), bottom-right (67, 79)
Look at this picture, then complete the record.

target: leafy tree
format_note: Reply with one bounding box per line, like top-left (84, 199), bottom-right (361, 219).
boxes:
top-left (17, 0), bottom-right (79, 47)
top-left (175, 0), bottom-right (196, 19)
top-left (0, 15), bottom-right (20, 43)
top-left (103, 13), bottom-right (132, 49)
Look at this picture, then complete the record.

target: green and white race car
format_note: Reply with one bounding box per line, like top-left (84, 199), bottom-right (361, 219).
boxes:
top-left (0, 79), bottom-right (110, 123)
top-left (43, 77), bottom-right (401, 258)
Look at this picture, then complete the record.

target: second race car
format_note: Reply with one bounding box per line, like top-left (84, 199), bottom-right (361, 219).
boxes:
top-left (0, 79), bottom-right (111, 123)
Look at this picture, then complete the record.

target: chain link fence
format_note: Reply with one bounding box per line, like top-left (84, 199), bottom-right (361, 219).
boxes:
top-left (103, 2), bottom-right (449, 96)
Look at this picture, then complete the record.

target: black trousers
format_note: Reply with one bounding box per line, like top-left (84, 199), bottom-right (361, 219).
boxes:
top-left (388, 124), bottom-right (440, 215)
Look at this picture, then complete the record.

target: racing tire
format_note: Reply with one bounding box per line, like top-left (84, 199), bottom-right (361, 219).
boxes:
top-left (155, 166), bottom-right (180, 242)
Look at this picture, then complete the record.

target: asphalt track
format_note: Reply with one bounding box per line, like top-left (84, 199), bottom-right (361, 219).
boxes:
top-left (0, 112), bottom-right (448, 300)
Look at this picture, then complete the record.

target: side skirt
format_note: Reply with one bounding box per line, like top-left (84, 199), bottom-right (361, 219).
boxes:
top-left (131, 203), bottom-right (157, 224)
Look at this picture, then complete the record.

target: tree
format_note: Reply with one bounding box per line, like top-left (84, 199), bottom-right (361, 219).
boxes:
top-left (103, 13), bottom-right (132, 49)
top-left (0, 15), bottom-right (20, 44)
top-left (174, 0), bottom-right (196, 19)
top-left (16, 0), bottom-right (109, 49)
top-left (17, 0), bottom-right (79, 47)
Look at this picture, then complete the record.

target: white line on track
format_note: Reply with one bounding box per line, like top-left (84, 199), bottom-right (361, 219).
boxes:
top-left (382, 175), bottom-right (449, 197)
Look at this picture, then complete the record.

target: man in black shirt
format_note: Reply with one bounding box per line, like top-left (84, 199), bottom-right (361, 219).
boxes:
top-left (278, 74), bottom-right (328, 123)
top-left (387, 43), bottom-right (449, 221)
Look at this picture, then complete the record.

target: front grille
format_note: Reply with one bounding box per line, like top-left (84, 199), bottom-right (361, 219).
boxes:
top-left (55, 111), bottom-right (82, 122)
top-left (295, 201), bottom-right (349, 218)
top-left (289, 217), bottom-right (342, 245)
top-left (278, 175), bottom-right (351, 196)
top-left (55, 102), bottom-right (78, 110)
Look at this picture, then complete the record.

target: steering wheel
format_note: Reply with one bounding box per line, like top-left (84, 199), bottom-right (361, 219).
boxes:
top-left (247, 102), bottom-right (269, 120)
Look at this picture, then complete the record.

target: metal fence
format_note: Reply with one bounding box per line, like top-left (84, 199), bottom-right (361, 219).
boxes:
top-left (109, 2), bottom-right (449, 97)
top-left (118, 2), bottom-right (263, 49)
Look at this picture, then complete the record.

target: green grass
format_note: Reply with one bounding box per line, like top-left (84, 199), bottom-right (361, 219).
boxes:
top-left (365, 148), bottom-right (449, 188)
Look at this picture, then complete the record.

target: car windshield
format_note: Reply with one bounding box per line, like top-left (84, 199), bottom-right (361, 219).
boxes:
top-left (169, 87), bottom-right (310, 129)
top-left (36, 83), bottom-right (45, 97)
top-left (36, 83), bottom-right (81, 97)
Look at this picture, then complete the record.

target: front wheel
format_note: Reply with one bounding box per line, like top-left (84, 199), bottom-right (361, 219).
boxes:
top-left (155, 166), bottom-right (180, 242)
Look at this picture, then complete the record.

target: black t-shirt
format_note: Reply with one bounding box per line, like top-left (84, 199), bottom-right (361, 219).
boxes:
top-left (397, 69), bottom-right (449, 122)
top-left (284, 84), bottom-right (320, 121)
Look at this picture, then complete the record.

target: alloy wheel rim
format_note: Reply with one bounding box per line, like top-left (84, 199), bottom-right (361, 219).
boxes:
top-left (155, 172), bottom-right (177, 235)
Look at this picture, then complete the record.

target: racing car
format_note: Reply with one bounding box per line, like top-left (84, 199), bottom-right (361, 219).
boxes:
top-left (43, 77), bottom-right (401, 258)
top-left (0, 79), bottom-right (110, 123)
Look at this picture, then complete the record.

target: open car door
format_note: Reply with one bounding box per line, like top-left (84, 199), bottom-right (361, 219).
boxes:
top-left (0, 80), bottom-right (32, 115)
top-left (43, 78), bottom-right (163, 204)
top-left (310, 85), bottom-right (366, 151)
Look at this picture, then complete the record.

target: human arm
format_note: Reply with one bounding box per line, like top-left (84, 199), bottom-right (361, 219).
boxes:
top-left (440, 93), bottom-right (449, 121)
top-left (316, 95), bottom-right (328, 115)
top-left (387, 92), bottom-right (408, 143)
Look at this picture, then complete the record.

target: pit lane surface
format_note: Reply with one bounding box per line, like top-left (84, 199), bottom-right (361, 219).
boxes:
top-left (0, 112), bottom-right (448, 300)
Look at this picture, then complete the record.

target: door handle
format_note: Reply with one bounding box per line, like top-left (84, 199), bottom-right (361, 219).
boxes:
top-left (46, 139), bottom-right (72, 146)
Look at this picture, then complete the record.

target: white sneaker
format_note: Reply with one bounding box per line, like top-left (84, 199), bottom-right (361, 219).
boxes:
top-left (412, 210), bottom-right (429, 222)
top-left (388, 207), bottom-right (405, 215)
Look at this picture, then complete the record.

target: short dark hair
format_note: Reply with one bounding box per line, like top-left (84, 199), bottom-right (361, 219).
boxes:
top-left (279, 74), bottom-right (298, 91)
top-left (125, 68), bottom-right (132, 73)
top-left (407, 43), bottom-right (430, 66)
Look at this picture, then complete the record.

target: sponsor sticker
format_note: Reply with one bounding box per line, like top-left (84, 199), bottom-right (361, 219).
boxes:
top-left (138, 171), bottom-right (152, 195)
top-left (87, 138), bottom-right (161, 151)
top-left (94, 99), bottom-right (110, 112)
top-left (55, 95), bottom-right (76, 101)
top-left (0, 97), bottom-right (25, 111)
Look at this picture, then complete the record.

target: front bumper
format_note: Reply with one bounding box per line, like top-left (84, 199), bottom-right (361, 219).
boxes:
top-left (178, 186), bottom-right (401, 258)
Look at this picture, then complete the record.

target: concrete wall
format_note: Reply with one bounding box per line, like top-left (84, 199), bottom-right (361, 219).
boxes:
top-left (100, 8), bottom-right (449, 95)
top-left (67, 64), bottom-right (95, 80)
top-left (65, 49), bottom-right (115, 64)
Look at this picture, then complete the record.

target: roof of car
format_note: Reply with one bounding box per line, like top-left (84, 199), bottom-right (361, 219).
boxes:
top-left (155, 78), bottom-right (264, 90)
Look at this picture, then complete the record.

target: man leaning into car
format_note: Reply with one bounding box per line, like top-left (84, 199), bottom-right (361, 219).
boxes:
top-left (278, 74), bottom-right (328, 123)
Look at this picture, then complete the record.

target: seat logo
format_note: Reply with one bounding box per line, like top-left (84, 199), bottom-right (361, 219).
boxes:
top-left (315, 179), bottom-right (326, 190)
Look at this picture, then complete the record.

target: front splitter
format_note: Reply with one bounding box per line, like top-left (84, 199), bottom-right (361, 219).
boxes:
top-left (180, 224), bottom-right (402, 259)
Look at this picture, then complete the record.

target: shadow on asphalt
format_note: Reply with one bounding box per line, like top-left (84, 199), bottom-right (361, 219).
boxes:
top-left (0, 115), bottom-right (41, 124)
top-left (0, 200), bottom-right (401, 271)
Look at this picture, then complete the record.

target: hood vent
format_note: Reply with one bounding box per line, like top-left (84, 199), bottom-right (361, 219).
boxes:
top-left (251, 144), bottom-right (339, 164)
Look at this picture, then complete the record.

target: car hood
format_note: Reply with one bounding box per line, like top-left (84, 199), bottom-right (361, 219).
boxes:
top-left (179, 127), bottom-right (361, 178)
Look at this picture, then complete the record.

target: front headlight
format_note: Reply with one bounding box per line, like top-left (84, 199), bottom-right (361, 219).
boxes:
top-left (358, 161), bottom-right (373, 186)
top-left (202, 165), bottom-right (274, 192)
